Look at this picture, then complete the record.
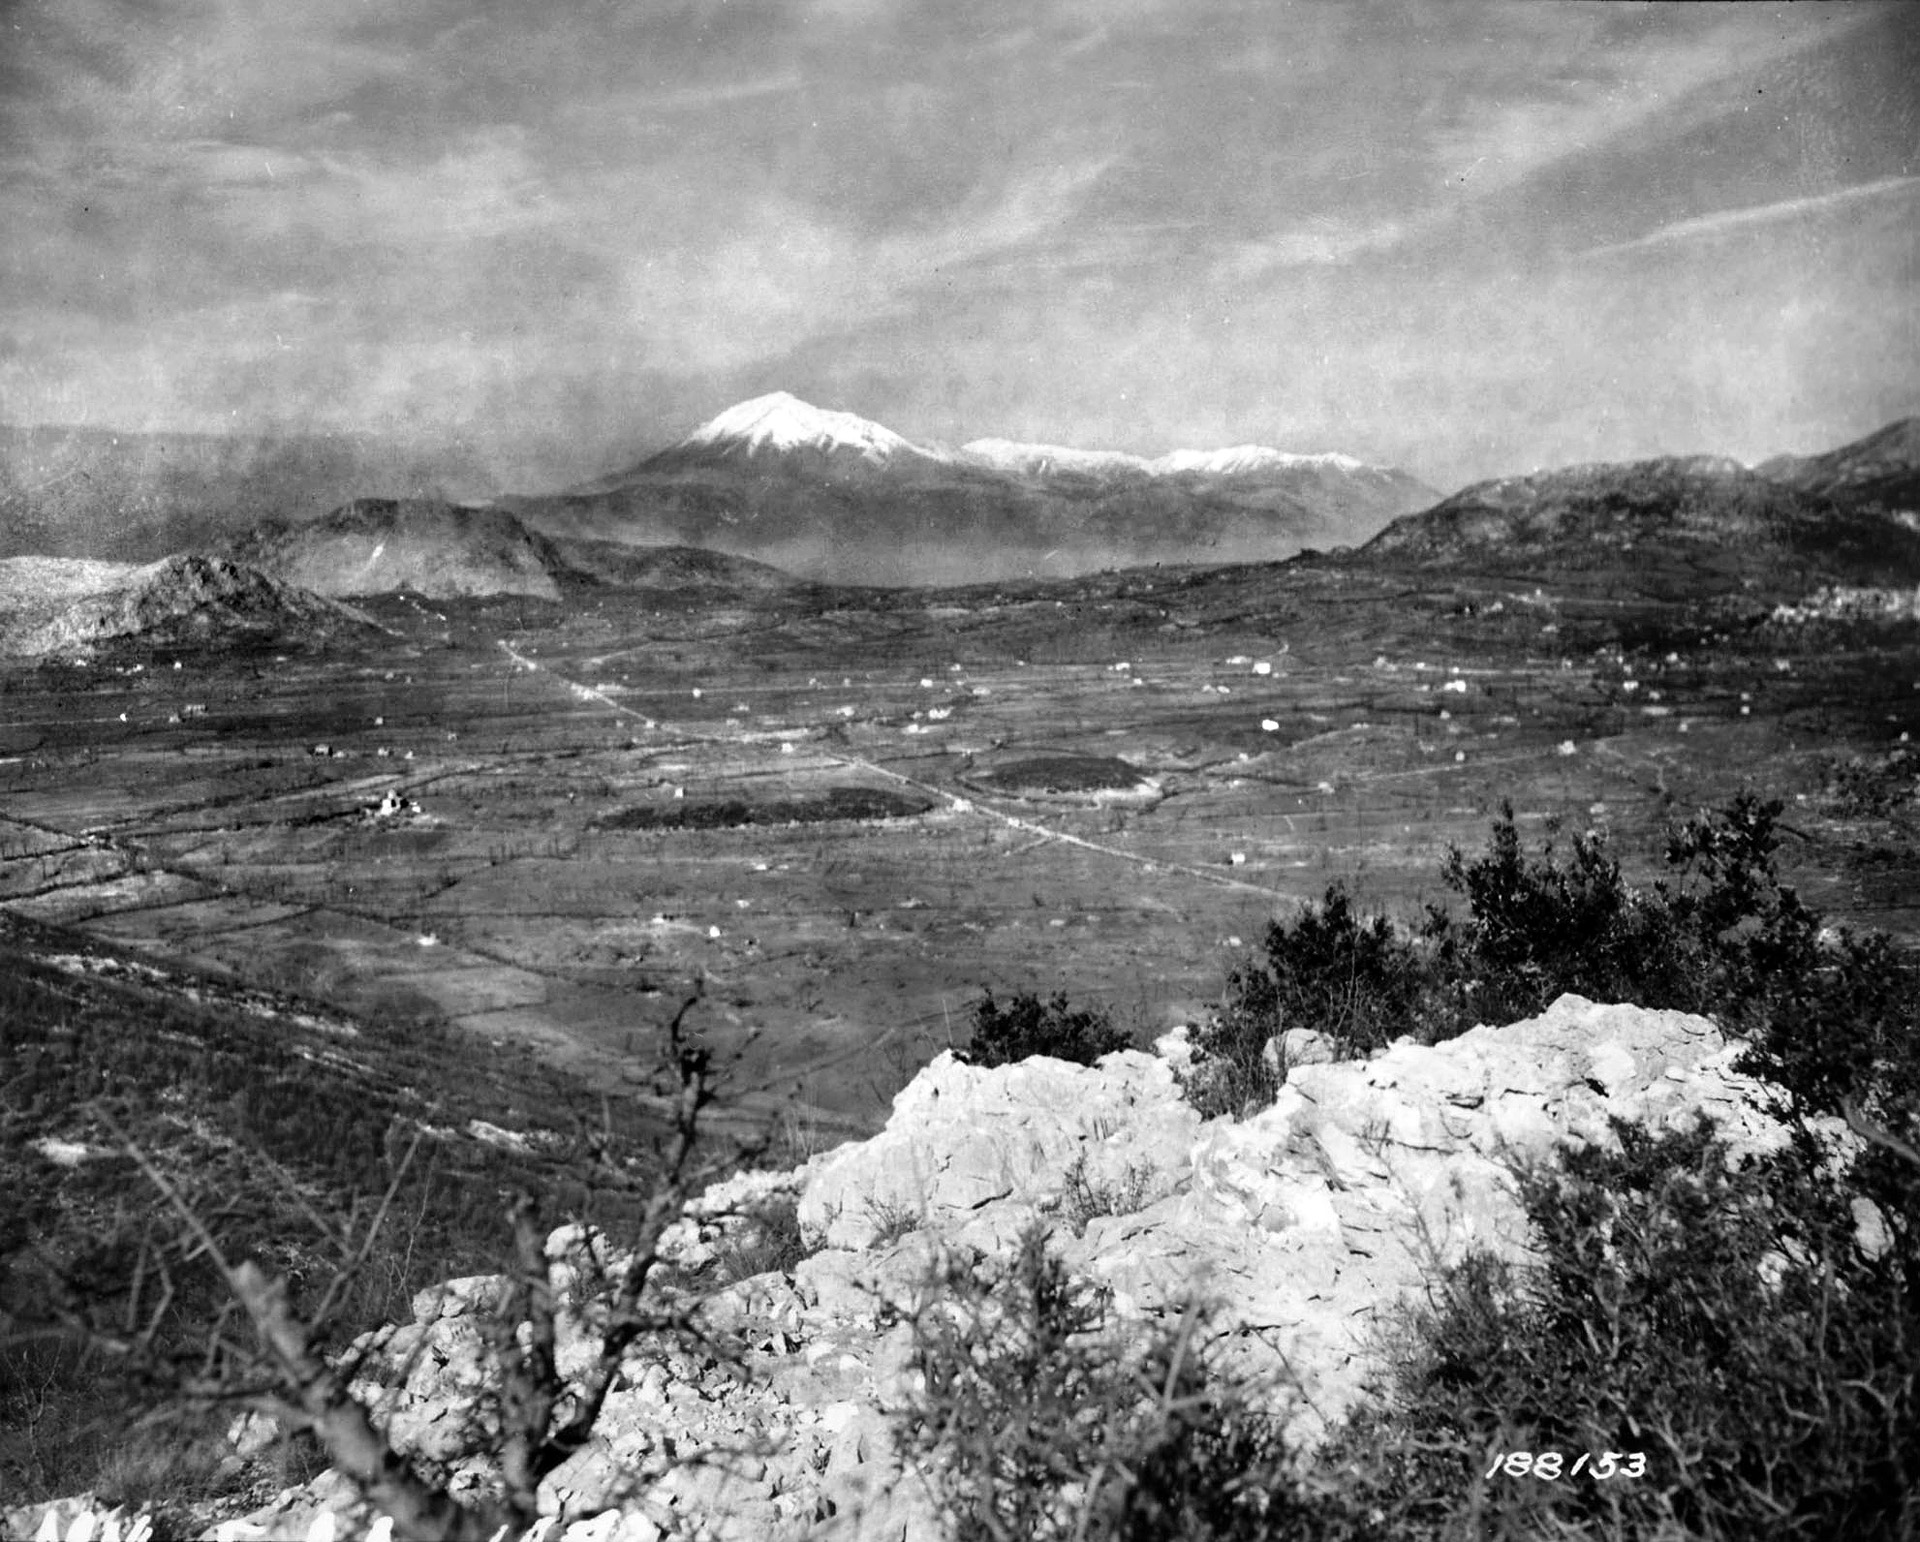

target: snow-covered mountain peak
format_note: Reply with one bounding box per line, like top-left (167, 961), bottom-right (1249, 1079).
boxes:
top-left (1151, 446), bottom-right (1368, 477)
top-left (960, 436), bottom-right (1375, 480)
top-left (679, 392), bottom-right (945, 465)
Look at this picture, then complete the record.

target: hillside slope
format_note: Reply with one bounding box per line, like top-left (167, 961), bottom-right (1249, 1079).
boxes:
top-left (226, 499), bottom-right (566, 600)
top-left (1759, 416), bottom-right (1920, 518)
top-left (0, 554), bottom-right (374, 657)
top-left (1353, 455), bottom-right (1920, 595)
top-left (226, 498), bottom-right (809, 599)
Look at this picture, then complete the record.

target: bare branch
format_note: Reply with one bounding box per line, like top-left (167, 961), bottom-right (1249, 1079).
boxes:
top-left (98, 1108), bottom-right (504, 1538)
top-left (494, 1192), bottom-right (561, 1516)
top-left (535, 989), bottom-right (713, 1471)
top-left (1844, 1099), bottom-right (1920, 1170)
top-left (308, 1129), bottom-right (424, 1335)
top-left (228, 1261), bottom-right (507, 1542)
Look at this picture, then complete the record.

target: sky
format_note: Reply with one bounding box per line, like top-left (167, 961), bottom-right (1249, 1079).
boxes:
top-left (1, 0), bottom-right (1916, 493)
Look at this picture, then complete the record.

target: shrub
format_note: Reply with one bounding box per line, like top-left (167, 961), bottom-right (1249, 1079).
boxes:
top-left (1170, 790), bottom-right (1920, 1535)
top-left (1187, 795), bottom-right (1905, 1118)
top-left (1310, 1118), bottom-right (1920, 1540)
top-left (958, 990), bottom-right (1132, 1069)
top-left (1819, 748), bottom-right (1919, 818)
top-left (1437, 807), bottom-right (1701, 1024)
top-left (703, 1193), bottom-right (822, 1286)
top-left (1052, 1152), bottom-right (1158, 1236)
top-left (1656, 790), bottom-right (1820, 1010)
top-left (1189, 884), bottom-right (1440, 1115)
top-left (864, 1196), bottom-right (924, 1246)
top-left (901, 1223), bottom-right (1307, 1541)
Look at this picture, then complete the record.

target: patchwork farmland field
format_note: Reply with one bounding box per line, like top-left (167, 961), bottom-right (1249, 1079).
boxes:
top-left (4, 559), bottom-right (1916, 1131)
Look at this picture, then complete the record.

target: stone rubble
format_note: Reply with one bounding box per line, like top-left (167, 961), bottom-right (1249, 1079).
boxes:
top-left (193, 994), bottom-right (1852, 1541)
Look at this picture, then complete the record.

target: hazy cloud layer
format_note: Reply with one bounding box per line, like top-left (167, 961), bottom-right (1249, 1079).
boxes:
top-left (2, 0), bottom-right (1915, 492)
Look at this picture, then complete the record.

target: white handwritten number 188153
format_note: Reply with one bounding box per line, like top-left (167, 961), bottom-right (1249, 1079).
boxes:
top-left (1488, 1450), bottom-right (1648, 1481)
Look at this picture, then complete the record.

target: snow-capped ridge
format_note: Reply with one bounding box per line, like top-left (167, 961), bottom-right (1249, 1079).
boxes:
top-left (960, 437), bottom-right (1372, 480)
top-left (1153, 445), bottom-right (1368, 477)
top-left (669, 395), bottom-right (1386, 481)
top-left (677, 392), bottom-right (948, 466)
top-left (958, 438), bottom-right (1154, 477)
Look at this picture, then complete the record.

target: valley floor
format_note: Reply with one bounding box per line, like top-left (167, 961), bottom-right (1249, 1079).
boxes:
top-left (3, 559), bottom-right (1916, 1129)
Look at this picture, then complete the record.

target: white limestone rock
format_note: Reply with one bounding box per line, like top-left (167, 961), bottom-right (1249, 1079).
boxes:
top-left (219, 994), bottom-right (1848, 1541)
top-left (795, 1049), bottom-right (1201, 1249)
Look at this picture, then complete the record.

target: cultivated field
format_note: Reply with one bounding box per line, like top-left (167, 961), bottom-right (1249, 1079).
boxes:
top-left (4, 559), bottom-right (1916, 1130)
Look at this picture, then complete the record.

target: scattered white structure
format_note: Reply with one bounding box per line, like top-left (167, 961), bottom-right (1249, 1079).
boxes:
top-left (368, 789), bottom-right (421, 820)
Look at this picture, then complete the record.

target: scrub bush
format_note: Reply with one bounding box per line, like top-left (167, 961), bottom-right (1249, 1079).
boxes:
top-left (901, 1223), bottom-right (1306, 1541)
top-left (959, 990), bottom-right (1133, 1069)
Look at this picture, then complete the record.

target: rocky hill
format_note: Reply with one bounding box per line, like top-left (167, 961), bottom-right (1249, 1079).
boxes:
top-left (1351, 454), bottom-right (1920, 596)
top-left (225, 499), bottom-right (570, 600)
top-left (167, 993), bottom-right (1869, 1542)
top-left (0, 554), bottom-right (374, 658)
top-left (225, 498), bottom-right (808, 600)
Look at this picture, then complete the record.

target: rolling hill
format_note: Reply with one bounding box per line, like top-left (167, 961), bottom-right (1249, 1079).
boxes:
top-left (224, 498), bottom-right (807, 600)
top-left (225, 499), bottom-right (567, 600)
top-left (0, 554), bottom-right (375, 657)
top-left (1351, 453), bottom-right (1920, 597)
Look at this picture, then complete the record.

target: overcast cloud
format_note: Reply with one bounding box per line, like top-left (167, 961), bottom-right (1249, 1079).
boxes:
top-left (1, 0), bottom-right (1914, 490)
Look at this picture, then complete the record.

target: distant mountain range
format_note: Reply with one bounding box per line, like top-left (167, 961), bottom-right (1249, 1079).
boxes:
top-left (0, 397), bottom-right (1434, 582)
top-left (4, 399), bottom-right (1918, 602)
top-left (506, 392), bottom-right (1439, 584)
top-left (0, 424), bottom-right (505, 564)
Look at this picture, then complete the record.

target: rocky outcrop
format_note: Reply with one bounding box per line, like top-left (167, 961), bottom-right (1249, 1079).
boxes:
top-left (0, 555), bottom-right (372, 657)
top-left (196, 994), bottom-right (1853, 1541)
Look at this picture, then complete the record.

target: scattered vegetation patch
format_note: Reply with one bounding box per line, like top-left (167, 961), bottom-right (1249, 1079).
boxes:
top-left (11, 736), bottom-right (1917, 1537)
top-left (853, 1195), bottom-right (924, 1247)
top-left (902, 1224), bottom-right (1301, 1542)
top-left (0, 916), bottom-right (689, 1515)
top-left (979, 754), bottom-right (1145, 793)
top-left (1820, 748), bottom-right (1919, 818)
top-left (1306, 1118), bottom-right (1920, 1540)
top-left (678, 1192), bottom-right (824, 1290)
top-left (597, 785), bottom-right (933, 831)
top-left (915, 799), bottom-right (1920, 1539)
top-left (957, 989), bottom-right (1134, 1069)
top-left (1163, 789), bottom-right (1920, 1536)
top-left (1187, 792), bottom-right (1919, 1116)
top-left (1050, 1152), bottom-right (1159, 1236)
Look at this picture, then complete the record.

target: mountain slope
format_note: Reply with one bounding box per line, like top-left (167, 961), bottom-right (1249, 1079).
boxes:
top-left (226, 498), bottom-right (809, 599)
top-left (0, 554), bottom-right (374, 657)
top-left (644, 390), bottom-right (949, 472)
top-left (520, 393), bottom-right (1436, 584)
top-left (1353, 455), bottom-right (1920, 595)
top-left (1758, 416), bottom-right (1920, 518)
